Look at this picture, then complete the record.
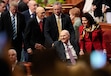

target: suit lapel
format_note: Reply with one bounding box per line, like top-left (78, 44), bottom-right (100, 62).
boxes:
top-left (59, 41), bottom-right (66, 58)
top-left (35, 18), bottom-right (42, 33)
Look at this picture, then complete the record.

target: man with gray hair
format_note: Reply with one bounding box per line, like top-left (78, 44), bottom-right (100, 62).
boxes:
top-left (1, 1), bottom-right (26, 61)
top-left (44, 1), bottom-right (75, 48)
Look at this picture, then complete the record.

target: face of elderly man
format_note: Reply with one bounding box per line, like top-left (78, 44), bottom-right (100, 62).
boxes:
top-left (53, 3), bottom-right (62, 16)
top-left (9, 1), bottom-right (18, 15)
top-left (36, 7), bottom-right (45, 20)
top-left (8, 49), bottom-right (17, 63)
top-left (28, 0), bottom-right (37, 13)
top-left (59, 30), bottom-right (70, 44)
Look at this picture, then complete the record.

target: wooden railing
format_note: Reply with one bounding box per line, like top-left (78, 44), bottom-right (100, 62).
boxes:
top-left (45, 0), bottom-right (84, 16)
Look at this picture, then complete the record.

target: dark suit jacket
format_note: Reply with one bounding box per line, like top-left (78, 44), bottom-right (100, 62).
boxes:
top-left (44, 13), bottom-right (75, 47)
top-left (18, 1), bottom-right (28, 12)
top-left (92, 0), bottom-right (103, 17)
top-left (1, 11), bottom-right (26, 61)
top-left (24, 18), bottom-right (45, 50)
top-left (53, 41), bottom-right (79, 61)
top-left (22, 10), bottom-right (36, 25)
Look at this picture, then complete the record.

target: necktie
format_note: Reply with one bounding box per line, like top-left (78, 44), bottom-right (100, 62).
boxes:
top-left (12, 15), bottom-right (17, 39)
top-left (57, 16), bottom-right (61, 34)
top-left (30, 14), bottom-right (34, 18)
top-left (39, 20), bottom-right (43, 32)
top-left (67, 44), bottom-right (76, 64)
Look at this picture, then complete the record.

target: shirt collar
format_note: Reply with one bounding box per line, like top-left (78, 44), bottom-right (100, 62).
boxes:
top-left (36, 16), bottom-right (43, 23)
top-left (55, 14), bottom-right (61, 19)
top-left (9, 11), bottom-right (16, 17)
top-left (63, 40), bottom-right (71, 46)
top-left (29, 9), bottom-right (33, 15)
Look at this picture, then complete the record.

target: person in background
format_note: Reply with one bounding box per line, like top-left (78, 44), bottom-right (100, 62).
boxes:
top-left (24, 6), bottom-right (46, 62)
top-left (0, 1), bottom-right (6, 17)
top-left (83, 0), bottom-right (93, 14)
top-left (102, 0), bottom-right (111, 23)
top-left (53, 30), bottom-right (79, 65)
top-left (69, 7), bottom-right (81, 43)
top-left (18, 0), bottom-right (29, 12)
top-left (8, 49), bottom-right (18, 71)
top-left (8, 49), bottom-right (27, 76)
top-left (2, 0), bottom-right (9, 11)
top-left (92, 0), bottom-right (103, 23)
top-left (79, 13), bottom-right (106, 56)
top-left (44, 1), bottom-right (75, 48)
top-left (0, 0), bottom-right (6, 29)
top-left (82, 0), bottom-right (95, 19)
top-left (22, 0), bottom-right (38, 25)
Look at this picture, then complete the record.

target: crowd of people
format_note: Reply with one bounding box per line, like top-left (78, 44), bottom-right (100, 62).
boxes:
top-left (0, 0), bottom-right (111, 76)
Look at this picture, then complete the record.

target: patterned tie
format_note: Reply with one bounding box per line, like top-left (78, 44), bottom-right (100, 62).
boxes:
top-left (67, 44), bottom-right (76, 64)
top-left (39, 20), bottom-right (43, 32)
top-left (12, 15), bottom-right (17, 39)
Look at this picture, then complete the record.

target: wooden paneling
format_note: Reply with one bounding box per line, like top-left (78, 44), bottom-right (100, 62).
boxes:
top-left (45, 0), bottom-right (84, 16)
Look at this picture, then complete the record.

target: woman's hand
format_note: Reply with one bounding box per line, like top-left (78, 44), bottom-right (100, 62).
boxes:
top-left (79, 49), bottom-right (84, 55)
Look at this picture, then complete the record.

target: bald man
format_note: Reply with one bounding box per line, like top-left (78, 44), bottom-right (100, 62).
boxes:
top-left (22, 0), bottom-right (38, 24)
top-left (24, 7), bottom-right (46, 61)
top-left (8, 49), bottom-right (26, 75)
top-left (8, 49), bottom-right (18, 71)
top-left (53, 30), bottom-right (79, 65)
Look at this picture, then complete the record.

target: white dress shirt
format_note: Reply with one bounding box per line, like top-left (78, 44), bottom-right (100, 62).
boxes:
top-left (63, 40), bottom-right (77, 59)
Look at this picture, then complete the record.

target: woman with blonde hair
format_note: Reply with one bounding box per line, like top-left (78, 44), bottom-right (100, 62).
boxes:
top-left (69, 7), bottom-right (81, 42)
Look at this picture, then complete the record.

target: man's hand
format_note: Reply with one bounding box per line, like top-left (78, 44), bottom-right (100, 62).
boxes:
top-left (35, 43), bottom-right (45, 50)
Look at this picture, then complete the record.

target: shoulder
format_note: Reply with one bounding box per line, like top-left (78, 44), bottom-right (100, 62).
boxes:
top-left (22, 10), bottom-right (29, 14)
top-left (61, 13), bottom-right (70, 18)
top-left (28, 18), bottom-right (36, 23)
top-left (17, 12), bottom-right (25, 18)
top-left (54, 41), bottom-right (62, 46)
top-left (1, 11), bottom-right (9, 16)
top-left (46, 14), bottom-right (55, 19)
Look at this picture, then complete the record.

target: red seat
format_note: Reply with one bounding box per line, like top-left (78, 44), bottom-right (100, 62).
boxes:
top-left (103, 30), bottom-right (111, 60)
top-left (99, 22), bottom-right (111, 61)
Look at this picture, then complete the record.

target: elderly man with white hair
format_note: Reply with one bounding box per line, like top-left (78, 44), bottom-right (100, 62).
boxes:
top-left (24, 6), bottom-right (46, 62)
top-left (53, 30), bottom-right (79, 65)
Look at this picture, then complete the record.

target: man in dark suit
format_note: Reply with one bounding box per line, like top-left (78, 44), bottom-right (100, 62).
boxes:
top-left (0, 1), bottom-right (6, 30)
top-left (18, 0), bottom-right (29, 12)
top-left (92, 0), bottom-right (103, 22)
top-left (1, 1), bottom-right (26, 61)
top-left (53, 30), bottom-right (79, 65)
top-left (24, 7), bottom-right (46, 61)
top-left (44, 2), bottom-right (75, 48)
top-left (22, 0), bottom-right (37, 25)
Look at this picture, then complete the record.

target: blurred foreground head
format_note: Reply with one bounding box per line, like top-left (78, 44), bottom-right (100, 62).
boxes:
top-left (0, 57), bottom-right (12, 76)
top-left (31, 48), bottom-right (69, 76)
